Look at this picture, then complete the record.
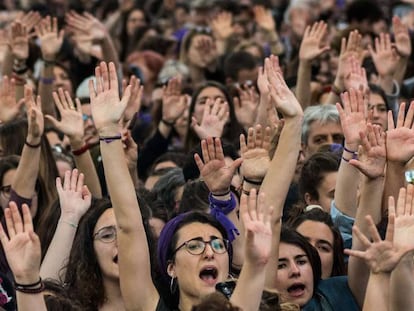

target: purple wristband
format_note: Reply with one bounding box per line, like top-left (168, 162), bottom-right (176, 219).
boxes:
top-left (99, 134), bottom-right (122, 143)
top-left (209, 192), bottom-right (239, 242)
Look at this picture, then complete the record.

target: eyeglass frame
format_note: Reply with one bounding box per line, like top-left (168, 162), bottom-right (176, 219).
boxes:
top-left (172, 237), bottom-right (229, 256)
top-left (93, 225), bottom-right (117, 243)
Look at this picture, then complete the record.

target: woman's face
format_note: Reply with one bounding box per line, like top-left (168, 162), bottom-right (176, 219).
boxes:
top-left (296, 220), bottom-right (334, 279)
top-left (53, 66), bottom-right (73, 97)
top-left (367, 92), bottom-right (388, 131)
top-left (275, 242), bottom-right (314, 307)
top-left (0, 168), bottom-right (15, 210)
top-left (93, 208), bottom-right (119, 281)
top-left (168, 222), bottom-right (229, 300)
top-left (127, 9), bottom-right (146, 37)
top-left (193, 86), bottom-right (227, 122)
top-left (187, 34), bottom-right (211, 67)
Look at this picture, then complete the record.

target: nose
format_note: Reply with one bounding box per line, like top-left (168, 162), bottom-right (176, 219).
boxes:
top-left (203, 243), bottom-right (215, 258)
top-left (289, 263), bottom-right (301, 277)
top-left (326, 136), bottom-right (334, 145)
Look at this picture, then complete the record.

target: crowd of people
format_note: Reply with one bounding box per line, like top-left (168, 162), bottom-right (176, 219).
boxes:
top-left (0, 0), bottom-right (413, 310)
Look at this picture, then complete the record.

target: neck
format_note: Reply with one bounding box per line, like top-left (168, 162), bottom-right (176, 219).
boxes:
top-left (99, 278), bottom-right (125, 311)
top-left (178, 292), bottom-right (202, 311)
top-left (188, 65), bottom-right (205, 86)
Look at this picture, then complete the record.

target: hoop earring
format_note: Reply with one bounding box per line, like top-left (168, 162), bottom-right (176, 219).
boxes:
top-left (170, 277), bottom-right (177, 294)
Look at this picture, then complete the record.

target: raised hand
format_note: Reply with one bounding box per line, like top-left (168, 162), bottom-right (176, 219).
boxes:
top-left (336, 88), bottom-right (367, 150)
top-left (66, 11), bottom-right (106, 43)
top-left (349, 124), bottom-right (386, 179)
top-left (162, 77), bottom-right (188, 124)
top-left (45, 88), bottom-right (84, 143)
top-left (335, 30), bottom-right (366, 91)
top-left (299, 21), bottom-right (330, 62)
top-left (343, 56), bottom-right (369, 94)
top-left (234, 85), bottom-right (259, 129)
top-left (57, 169), bottom-right (91, 225)
top-left (191, 98), bottom-right (228, 139)
top-left (240, 189), bottom-right (273, 265)
top-left (89, 62), bottom-right (131, 135)
top-left (10, 21), bottom-right (29, 61)
top-left (194, 35), bottom-right (218, 67)
top-left (121, 128), bottom-right (138, 169)
top-left (267, 69), bottom-right (302, 118)
top-left (0, 203), bottom-right (41, 283)
top-left (17, 11), bottom-right (42, 34)
top-left (392, 185), bottom-right (414, 254)
top-left (369, 33), bottom-right (400, 77)
top-left (393, 16), bottom-right (412, 59)
top-left (194, 137), bottom-right (242, 194)
top-left (253, 5), bottom-right (275, 32)
top-left (24, 86), bottom-right (44, 144)
top-left (35, 16), bottom-right (64, 62)
top-left (210, 11), bottom-right (233, 41)
top-left (122, 75), bottom-right (143, 124)
top-left (386, 102), bottom-right (414, 163)
top-left (240, 125), bottom-right (271, 181)
top-left (0, 76), bottom-right (24, 122)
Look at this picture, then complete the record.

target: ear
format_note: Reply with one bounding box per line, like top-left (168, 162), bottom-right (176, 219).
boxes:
top-left (167, 261), bottom-right (176, 278)
top-left (304, 192), bottom-right (318, 206)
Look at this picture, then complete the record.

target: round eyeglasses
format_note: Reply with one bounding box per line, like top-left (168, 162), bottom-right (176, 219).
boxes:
top-left (93, 225), bottom-right (117, 243)
top-left (173, 238), bottom-right (229, 256)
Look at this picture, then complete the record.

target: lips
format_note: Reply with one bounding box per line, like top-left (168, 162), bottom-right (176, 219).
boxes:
top-left (287, 283), bottom-right (305, 297)
top-left (199, 266), bottom-right (218, 286)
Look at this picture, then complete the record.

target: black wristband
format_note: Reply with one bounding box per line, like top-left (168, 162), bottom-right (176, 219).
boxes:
top-left (211, 189), bottom-right (231, 197)
top-left (99, 134), bottom-right (122, 143)
top-left (25, 140), bottom-right (41, 148)
top-left (14, 278), bottom-right (42, 288)
top-left (243, 177), bottom-right (263, 186)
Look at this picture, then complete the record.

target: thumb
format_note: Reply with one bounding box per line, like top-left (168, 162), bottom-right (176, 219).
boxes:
top-left (44, 114), bottom-right (59, 127)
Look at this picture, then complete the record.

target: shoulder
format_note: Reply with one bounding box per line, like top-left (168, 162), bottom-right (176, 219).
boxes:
top-left (315, 276), bottom-right (359, 311)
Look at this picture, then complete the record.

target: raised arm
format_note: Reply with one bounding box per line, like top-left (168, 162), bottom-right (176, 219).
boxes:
top-left (334, 88), bottom-right (367, 218)
top-left (45, 88), bottom-right (102, 198)
top-left (347, 124), bottom-right (386, 306)
top-left (191, 98), bottom-right (228, 140)
top-left (392, 16), bottom-right (411, 87)
top-left (233, 85), bottom-right (259, 132)
top-left (230, 190), bottom-right (273, 311)
top-left (0, 203), bottom-right (46, 311)
top-left (0, 76), bottom-right (24, 123)
top-left (389, 185), bottom-right (414, 311)
top-left (263, 66), bottom-right (304, 289)
top-left (35, 16), bottom-right (64, 120)
top-left (40, 169), bottom-right (91, 280)
top-left (12, 86), bottom-right (43, 201)
top-left (296, 21), bottom-right (329, 108)
top-left (89, 62), bottom-right (159, 310)
top-left (194, 137), bottom-right (243, 266)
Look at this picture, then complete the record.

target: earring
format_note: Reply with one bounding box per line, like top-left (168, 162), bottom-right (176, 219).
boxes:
top-left (170, 276), bottom-right (177, 294)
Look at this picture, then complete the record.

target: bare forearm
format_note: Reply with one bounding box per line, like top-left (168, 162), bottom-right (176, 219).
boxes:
top-left (393, 58), bottom-right (408, 86)
top-left (349, 176), bottom-right (384, 307)
top-left (296, 61), bottom-right (312, 109)
top-left (390, 254), bottom-right (414, 311)
top-left (40, 219), bottom-right (77, 280)
top-left (383, 162), bottom-right (405, 214)
top-left (38, 64), bottom-right (57, 119)
top-left (362, 272), bottom-right (389, 311)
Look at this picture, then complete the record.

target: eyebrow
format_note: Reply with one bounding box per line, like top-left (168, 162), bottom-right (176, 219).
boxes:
top-left (278, 254), bottom-right (307, 262)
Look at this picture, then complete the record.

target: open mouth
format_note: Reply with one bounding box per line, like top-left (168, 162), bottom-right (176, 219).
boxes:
top-left (199, 267), bottom-right (218, 284)
top-left (287, 283), bottom-right (305, 297)
top-left (113, 255), bottom-right (118, 264)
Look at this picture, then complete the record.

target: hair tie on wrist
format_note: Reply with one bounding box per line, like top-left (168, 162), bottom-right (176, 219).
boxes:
top-left (59, 219), bottom-right (78, 229)
top-left (39, 76), bottom-right (55, 85)
top-left (343, 146), bottom-right (357, 154)
top-left (211, 189), bottom-right (231, 197)
top-left (14, 278), bottom-right (42, 288)
top-left (99, 134), bottom-right (122, 143)
top-left (14, 278), bottom-right (45, 294)
top-left (243, 177), bottom-right (263, 186)
top-left (25, 140), bottom-right (41, 148)
top-left (72, 143), bottom-right (90, 156)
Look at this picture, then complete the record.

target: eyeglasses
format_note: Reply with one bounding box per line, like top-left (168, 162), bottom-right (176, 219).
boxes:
top-left (173, 238), bottom-right (229, 256)
top-left (93, 225), bottom-right (117, 243)
top-left (0, 185), bottom-right (11, 198)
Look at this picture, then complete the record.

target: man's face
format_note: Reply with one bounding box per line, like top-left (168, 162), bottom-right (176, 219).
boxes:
top-left (303, 121), bottom-right (343, 157)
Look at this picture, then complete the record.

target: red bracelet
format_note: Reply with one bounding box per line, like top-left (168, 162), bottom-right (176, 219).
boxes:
top-left (72, 143), bottom-right (90, 156)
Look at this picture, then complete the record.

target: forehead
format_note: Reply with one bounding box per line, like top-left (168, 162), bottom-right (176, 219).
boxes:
top-left (296, 220), bottom-right (334, 244)
top-left (368, 93), bottom-right (386, 105)
top-left (176, 222), bottom-right (223, 245)
top-left (94, 208), bottom-right (116, 232)
top-left (308, 120), bottom-right (342, 137)
top-left (196, 86), bottom-right (226, 100)
top-left (279, 242), bottom-right (307, 259)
